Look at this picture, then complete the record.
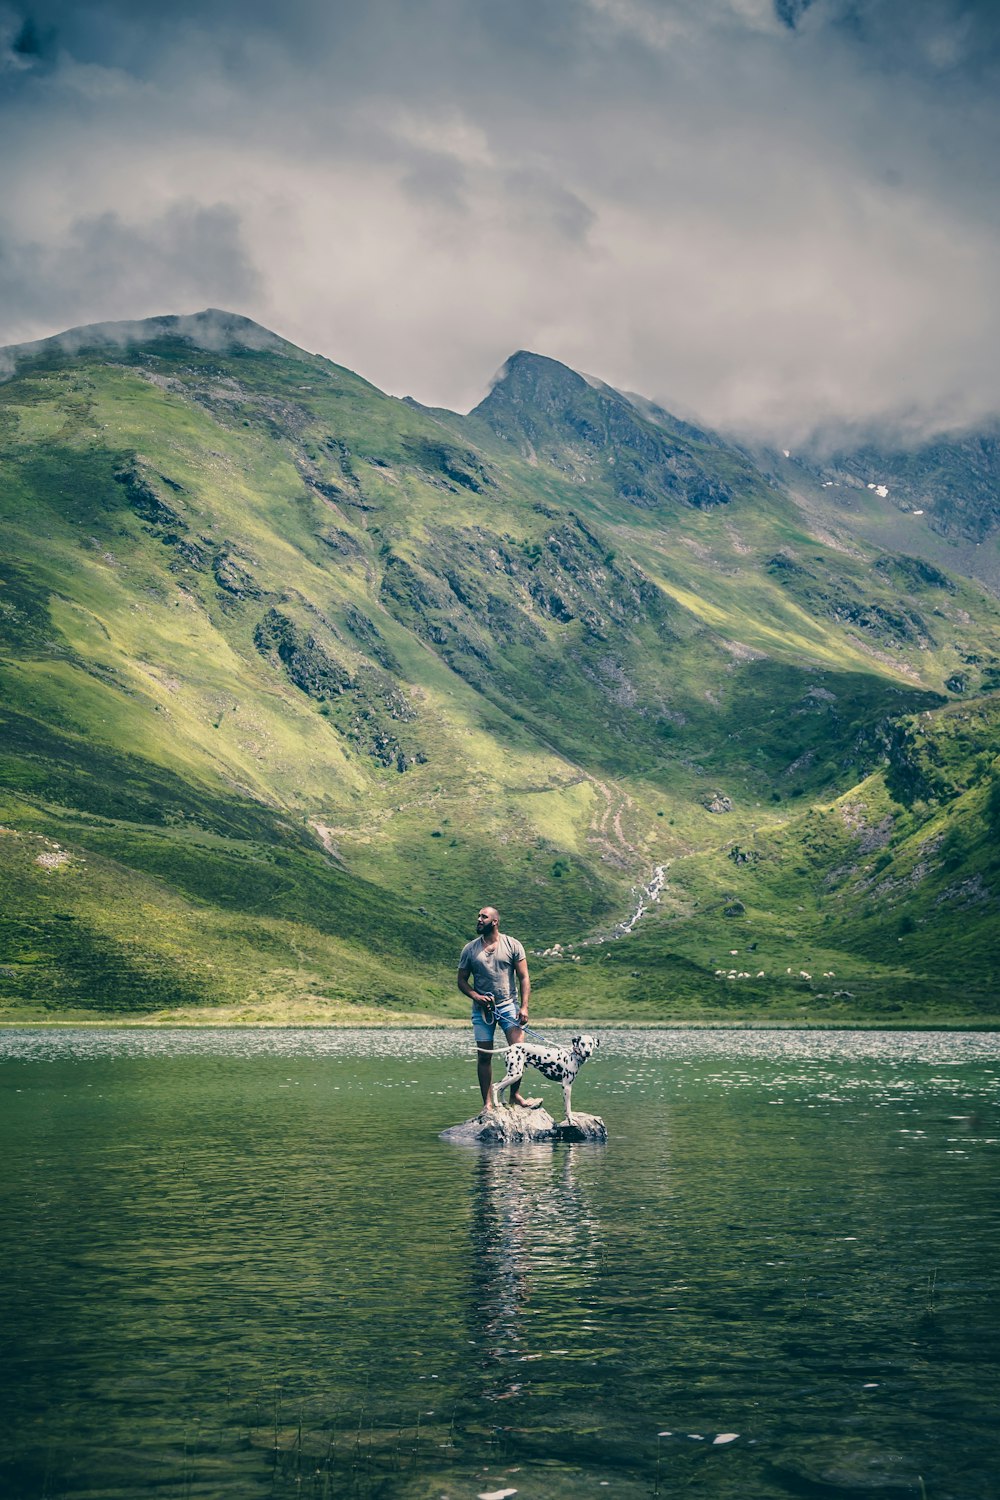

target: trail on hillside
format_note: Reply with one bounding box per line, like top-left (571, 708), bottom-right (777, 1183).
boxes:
top-left (586, 777), bottom-right (637, 866)
top-left (533, 770), bottom-right (668, 956)
top-left (584, 777), bottom-right (667, 934)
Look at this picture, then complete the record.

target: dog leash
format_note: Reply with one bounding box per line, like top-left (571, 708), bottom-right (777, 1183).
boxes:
top-left (478, 1000), bottom-right (557, 1047)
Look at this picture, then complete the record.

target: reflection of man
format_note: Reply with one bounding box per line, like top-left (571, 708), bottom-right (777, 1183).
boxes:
top-left (466, 1145), bottom-right (602, 1407)
top-left (457, 905), bottom-right (539, 1110)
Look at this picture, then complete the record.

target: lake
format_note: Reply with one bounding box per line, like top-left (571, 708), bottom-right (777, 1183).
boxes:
top-left (1, 1028), bottom-right (998, 1500)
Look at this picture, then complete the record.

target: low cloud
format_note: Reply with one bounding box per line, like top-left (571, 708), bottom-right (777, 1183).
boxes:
top-left (0, 0), bottom-right (998, 444)
top-left (0, 202), bottom-right (260, 341)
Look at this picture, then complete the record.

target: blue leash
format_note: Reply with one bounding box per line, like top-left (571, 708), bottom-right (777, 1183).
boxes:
top-left (477, 1000), bottom-right (556, 1048)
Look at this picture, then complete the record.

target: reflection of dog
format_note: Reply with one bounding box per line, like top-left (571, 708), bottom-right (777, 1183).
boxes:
top-left (491, 1035), bottom-right (600, 1122)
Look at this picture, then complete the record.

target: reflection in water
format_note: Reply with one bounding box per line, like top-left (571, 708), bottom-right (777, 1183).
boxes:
top-left (468, 1143), bottom-right (604, 1408)
top-left (2, 1031), bottom-right (999, 1499)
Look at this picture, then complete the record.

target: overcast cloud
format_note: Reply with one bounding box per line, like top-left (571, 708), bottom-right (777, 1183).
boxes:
top-left (1, 0), bottom-right (998, 444)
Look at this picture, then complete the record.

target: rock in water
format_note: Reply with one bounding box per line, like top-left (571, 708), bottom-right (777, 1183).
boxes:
top-left (555, 1114), bottom-right (608, 1142)
top-left (440, 1106), bottom-right (607, 1144)
top-left (440, 1104), bottom-right (557, 1144)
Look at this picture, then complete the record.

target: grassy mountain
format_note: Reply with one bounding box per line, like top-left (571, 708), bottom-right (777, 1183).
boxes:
top-left (1, 311), bottom-right (998, 1023)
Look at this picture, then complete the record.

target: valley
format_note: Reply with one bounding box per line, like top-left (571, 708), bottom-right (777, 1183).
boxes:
top-left (1, 311), bottom-right (998, 1024)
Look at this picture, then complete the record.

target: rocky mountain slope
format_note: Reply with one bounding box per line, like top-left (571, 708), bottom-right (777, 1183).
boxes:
top-left (1, 311), bottom-right (998, 1022)
top-left (809, 425), bottom-right (1000, 545)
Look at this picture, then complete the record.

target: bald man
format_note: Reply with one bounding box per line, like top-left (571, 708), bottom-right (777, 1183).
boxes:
top-left (457, 905), bottom-right (538, 1110)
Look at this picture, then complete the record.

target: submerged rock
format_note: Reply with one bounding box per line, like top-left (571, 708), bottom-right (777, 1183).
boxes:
top-left (440, 1106), bottom-right (607, 1145)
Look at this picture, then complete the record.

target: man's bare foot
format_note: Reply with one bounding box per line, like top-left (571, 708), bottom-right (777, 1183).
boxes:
top-left (514, 1096), bottom-right (543, 1109)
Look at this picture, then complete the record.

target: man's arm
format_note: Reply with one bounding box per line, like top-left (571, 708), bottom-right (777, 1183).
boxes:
top-left (457, 965), bottom-right (491, 1010)
top-left (515, 956), bottom-right (531, 1025)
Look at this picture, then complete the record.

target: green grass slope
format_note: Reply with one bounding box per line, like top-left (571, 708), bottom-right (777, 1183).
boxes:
top-left (1, 312), bottom-right (998, 1021)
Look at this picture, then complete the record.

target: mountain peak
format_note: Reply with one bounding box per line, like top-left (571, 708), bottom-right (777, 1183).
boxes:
top-left (498, 348), bottom-right (583, 379)
top-left (466, 345), bottom-right (743, 511)
top-left (0, 308), bottom-right (288, 373)
top-left (476, 350), bottom-right (589, 413)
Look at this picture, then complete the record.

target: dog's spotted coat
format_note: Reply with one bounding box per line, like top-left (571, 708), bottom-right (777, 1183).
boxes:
top-left (491, 1034), bottom-right (600, 1121)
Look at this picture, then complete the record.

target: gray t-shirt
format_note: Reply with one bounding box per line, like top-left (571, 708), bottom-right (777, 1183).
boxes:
top-left (458, 934), bottom-right (526, 1003)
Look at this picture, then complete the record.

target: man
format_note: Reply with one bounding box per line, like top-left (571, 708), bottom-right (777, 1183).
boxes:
top-left (457, 905), bottom-right (540, 1110)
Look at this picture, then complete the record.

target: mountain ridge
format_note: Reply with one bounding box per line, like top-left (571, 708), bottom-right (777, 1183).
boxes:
top-left (2, 310), bottom-right (999, 1022)
top-left (0, 308), bottom-right (290, 368)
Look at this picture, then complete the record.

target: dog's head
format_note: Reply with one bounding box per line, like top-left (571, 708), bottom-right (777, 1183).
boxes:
top-left (571, 1034), bottom-right (600, 1062)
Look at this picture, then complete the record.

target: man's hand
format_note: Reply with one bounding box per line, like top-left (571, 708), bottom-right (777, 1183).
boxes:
top-left (517, 1005), bottom-right (528, 1026)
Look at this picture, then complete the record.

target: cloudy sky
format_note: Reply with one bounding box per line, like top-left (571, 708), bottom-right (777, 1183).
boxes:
top-left (1, 0), bottom-right (998, 443)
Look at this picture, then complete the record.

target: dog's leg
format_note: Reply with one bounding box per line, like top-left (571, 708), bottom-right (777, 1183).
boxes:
top-left (562, 1079), bottom-right (573, 1124)
top-left (493, 1066), bottom-right (515, 1109)
top-left (502, 1034), bottom-right (541, 1108)
top-left (502, 1071), bottom-right (519, 1108)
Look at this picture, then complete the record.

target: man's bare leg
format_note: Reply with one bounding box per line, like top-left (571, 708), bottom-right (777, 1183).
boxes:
top-left (477, 1040), bottom-right (495, 1109)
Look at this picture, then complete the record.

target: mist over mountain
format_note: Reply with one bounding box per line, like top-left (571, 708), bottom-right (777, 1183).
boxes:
top-left (1, 311), bottom-right (999, 1023)
top-left (3, 1), bottom-right (1000, 445)
top-left (0, 309), bottom-right (291, 375)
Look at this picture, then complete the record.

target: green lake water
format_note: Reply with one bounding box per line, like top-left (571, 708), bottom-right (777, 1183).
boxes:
top-left (1, 1028), bottom-right (999, 1500)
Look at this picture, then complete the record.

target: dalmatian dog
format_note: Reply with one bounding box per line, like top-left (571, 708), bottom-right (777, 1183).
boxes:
top-left (491, 1034), bottom-right (600, 1123)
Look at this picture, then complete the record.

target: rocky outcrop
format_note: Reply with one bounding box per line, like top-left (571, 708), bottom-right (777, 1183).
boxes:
top-left (213, 551), bottom-right (261, 599)
top-left (768, 551), bottom-right (935, 648)
top-left (343, 606), bottom-right (401, 672)
top-left (254, 608), bottom-right (423, 768)
top-left (440, 1106), bottom-right (607, 1144)
top-left (403, 436), bottom-right (491, 493)
top-left (114, 461), bottom-right (187, 529)
top-left (253, 607), bottom-right (353, 697)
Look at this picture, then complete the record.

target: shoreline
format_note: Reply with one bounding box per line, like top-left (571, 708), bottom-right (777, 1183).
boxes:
top-left (2, 1016), bottom-right (999, 1032)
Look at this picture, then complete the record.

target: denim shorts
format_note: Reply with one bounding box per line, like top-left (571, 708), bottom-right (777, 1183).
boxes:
top-left (471, 998), bottom-right (520, 1046)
